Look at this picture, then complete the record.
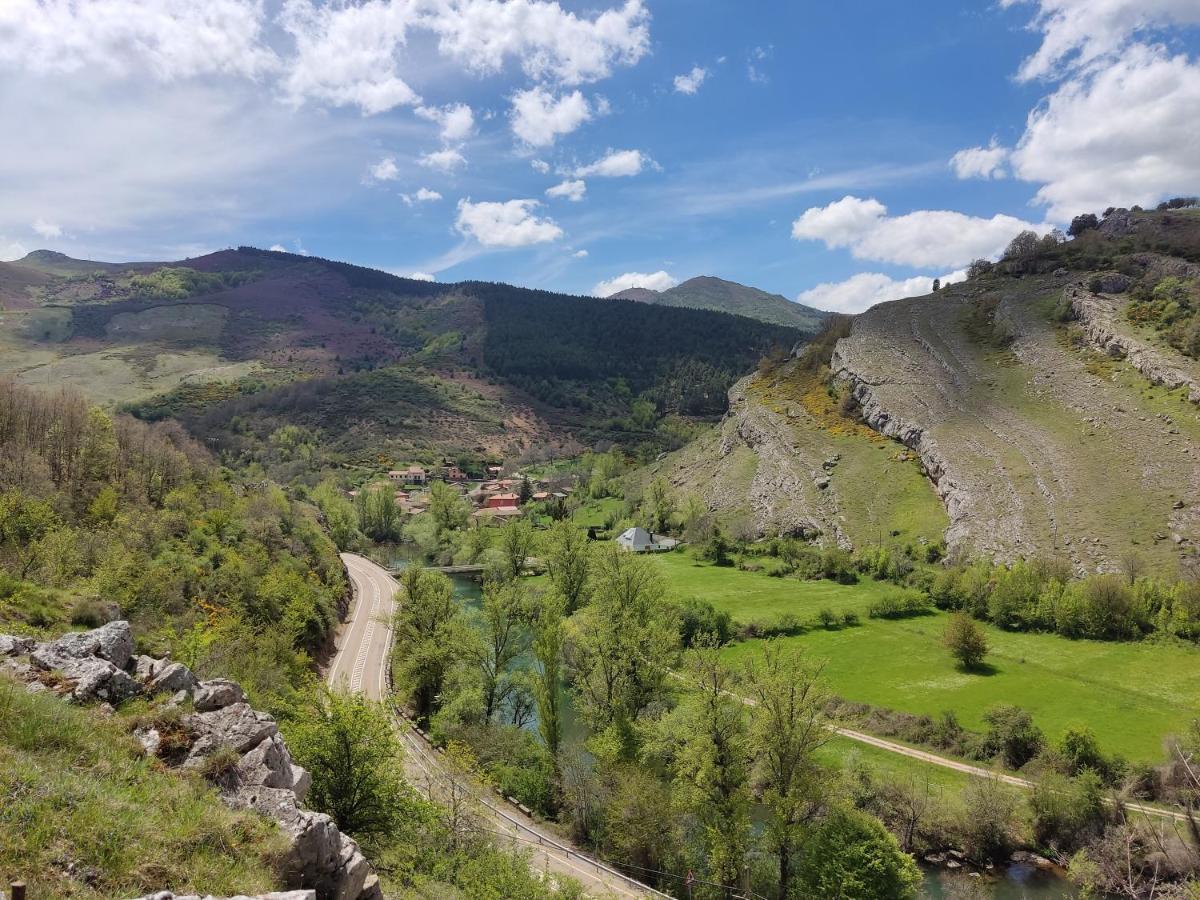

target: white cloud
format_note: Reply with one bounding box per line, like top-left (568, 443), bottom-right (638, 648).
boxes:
top-left (455, 198), bottom-right (563, 247)
top-left (408, 270), bottom-right (436, 281)
top-left (424, 0), bottom-right (650, 85)
top-left (531, 159), bottom-right (551, 173)
top-left (510, 87), bottom-right (592, 147)
top-left (269, 244), bottom-right (288, 252)
top-left (1001, 0), bottom-right (1200, 81)
top-left (0, 237), bottom-right (29, 261)
top-left (32, 219), bottom-right (63, 239)
top-left (416, 102), bottom-right (475, 141)
top-left (747, 45), bottom-right (772, 84)
top-left (546, 179), bottom-right (587, 201)
top-left (572, 249), bottom-right (588, 258)
top-left (1010, 45), bottom-right (1200, 220)
top-left (797, 270), bottom-right (967, 314)
top-left (279, 0), bottom-right (421, 115)
top-left (950, 142), bottom-right (1010, 180)
top-left (366, 156), bottom-right (400, 182)
top-left (673, 65), bottom-right (708, 95)
top-left (0, 0), bottom-right (278, 80)
top-left (791, 195), bottom-right (1043, 269)
top-left (419, 147), bottom-right (467, 172)
top-left (575, 148), bottom-right (652, 178)
top-left (401, 187), bottom-right (443, 206)
top-left (593, 270), bottom-right (677, 296)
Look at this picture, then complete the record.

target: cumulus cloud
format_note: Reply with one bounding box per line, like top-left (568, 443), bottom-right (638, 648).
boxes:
top-left (269, 244), bottom-right (288, 252)
top-left (673, 65), bottom-right (708, 94)
top-left (950, 142), bottom-right (1010, 180)
top-left (546, 179), bottom-right (587, 201)
top-left (419, 147), bottom-right (467, 172)
top-left (791, 196), bottom-right (1042, 269)
top-left (0, 237), bottom-right (29, 261)
top-left (1001, 0), bottom-right (1200, 81)
top-left (1010, 45), bottom-right (1200, 220)
top-left (32, 219), bottom-right (63, 239)
top-left (510, 87), bottom-right (592, 147)
top-left (531, 159), bottom-right (551, 173)
top-left (401, 187), bottom-right (443, 205)
top-left (455, 198), bottom-right (563, 247)
top-left (797, 270), bottom-right (967, 314)
top-left (279, 0), bottom-right (421, 115)
top-left (416, 102), bottom-right (475, 141)
top-left (366, 156), bottom-right (401, 182)
top-left (575, 148), bottom-right (652, 178)
top-left (408, 270), bottom-right (436, 281)
top-left (572, 249), bottom-right (588, 258)
top-left (0, 0), bottom-right (278, 80)
top-left (593, 270), bottom-right (677, 296)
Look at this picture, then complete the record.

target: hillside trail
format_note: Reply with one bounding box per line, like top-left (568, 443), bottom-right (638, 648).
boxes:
top-left (329, 553), bottom-right (668, 900)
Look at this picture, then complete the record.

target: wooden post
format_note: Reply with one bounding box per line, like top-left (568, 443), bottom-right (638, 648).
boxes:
top-left (11, 882), bottom-right (27, 900)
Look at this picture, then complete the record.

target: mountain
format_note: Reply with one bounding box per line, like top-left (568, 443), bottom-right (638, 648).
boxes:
top-left (643, 208), bottom-right (1200, 574)
top-left (611, 275), bottom-right (828, 331)
top-left (0, 247), bottom-right (801, 472)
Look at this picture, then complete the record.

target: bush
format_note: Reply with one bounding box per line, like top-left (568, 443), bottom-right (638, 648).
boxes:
top-left (943, 612), bottom-right (989, 670)
top-left (1030, 770), bottom-right (1106, 852)
top-left (675, 597), bottom-right (733, 648)
top-left (797, 806), bottom-right (922, 899)
top-left (868, 590), bottom-right (932, 620)
top-left (68, 597), bottom-right (110, 629)
top-left (977, 705), bottom-right (1044, 770)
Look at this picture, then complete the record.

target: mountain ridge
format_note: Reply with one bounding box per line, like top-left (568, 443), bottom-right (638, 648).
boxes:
top-left (612, 274), bottom-right (827, 330)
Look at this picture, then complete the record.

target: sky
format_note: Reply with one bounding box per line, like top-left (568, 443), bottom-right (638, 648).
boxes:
top-left (1, 0), bottom-right (1198, 313)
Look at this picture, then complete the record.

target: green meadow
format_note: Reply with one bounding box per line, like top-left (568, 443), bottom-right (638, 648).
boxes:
top-left (651, 552), bottom-right (1200, 763)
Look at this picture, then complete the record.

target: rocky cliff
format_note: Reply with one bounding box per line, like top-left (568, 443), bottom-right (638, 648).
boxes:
top-left (0, 621), bottom-right (380, 900)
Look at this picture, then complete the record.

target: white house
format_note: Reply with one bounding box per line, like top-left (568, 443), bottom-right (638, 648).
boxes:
top-left (616, 527), bottom-right (678, 553)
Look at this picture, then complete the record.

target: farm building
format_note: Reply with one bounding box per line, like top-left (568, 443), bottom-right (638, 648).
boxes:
top-left (616, 527), bottom-right (678, 553)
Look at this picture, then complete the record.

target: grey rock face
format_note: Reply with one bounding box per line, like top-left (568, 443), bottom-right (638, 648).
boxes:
top-left (184, 702), bottom-right (279, 763)
top-left (148, 662), bottom-right (199, 695)
top-left (32, 620), bottom-right (134, 671)
top-left (131, 892), bottom-right (317, 900)
top-left (193, 678), bottom-right (246, 711)
top-left (0, 634), bottom-right (35, 657)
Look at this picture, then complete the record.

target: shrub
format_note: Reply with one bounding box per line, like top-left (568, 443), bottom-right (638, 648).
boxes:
top-left (68, 597), bottom-right (110, 629)
top-left (675, 597), bottom-right (733, 648)
top-left (943, 612), bottom-right (989, 670)
top-left (977, 705), bottom-right (1044, 770)
top-left (868, 590), bottom-right (932, 620)
top-left (817, 607), bottom-right (837, 629)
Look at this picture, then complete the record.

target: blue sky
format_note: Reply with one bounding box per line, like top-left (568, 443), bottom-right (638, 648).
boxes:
top-left (2, 0), bottom-right (1198, 311)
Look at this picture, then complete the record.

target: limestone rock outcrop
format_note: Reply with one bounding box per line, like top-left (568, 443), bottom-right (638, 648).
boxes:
top-left (0, 622), bottom-right (380, 900)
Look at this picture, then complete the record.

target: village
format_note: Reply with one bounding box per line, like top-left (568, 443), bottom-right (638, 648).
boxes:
top-left (345, 461), bottom-right (680, 552)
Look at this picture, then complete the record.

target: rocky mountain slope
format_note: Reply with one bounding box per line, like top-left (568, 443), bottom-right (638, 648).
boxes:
top-left (612, 275), bottom-right (827, 330)
top-left (652, 211), bottom-right (1200, 574)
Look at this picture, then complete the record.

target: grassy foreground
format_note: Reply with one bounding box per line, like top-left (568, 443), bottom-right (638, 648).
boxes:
top-left (0, 677), bottom-right (286, 897)
top-left (650, 552), bottom-right (1200, 763)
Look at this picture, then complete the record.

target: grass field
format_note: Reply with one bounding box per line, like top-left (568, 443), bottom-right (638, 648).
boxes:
top-left (652, 552), bottom-right (1200, 763)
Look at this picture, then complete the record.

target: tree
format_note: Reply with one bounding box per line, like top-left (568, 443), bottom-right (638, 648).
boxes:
top-left (743, 642), bottom-right (830, 898)
top-left (392, 567), bottom-right (463, 723)
top-left (545, 519), bottom-right (592, 612)
top-left (532, 593), bottom-right (565, 761)
top-left (1068, 213), bottom-right (1099, 236)
top-left (644, 476), bottom-right (675, 534)
top-left (1001, 230), bottom-right (1042, 274)
top-left (0, 492), bottom-right (60, 577)
top-left (567, 545), bottom-right (679, 750)
top-left (312, 480), bottom-right (360, 550)
top-left (943, 612), bottom-right (989, 670)
top-left (429, 479), bottom-right (470, 536)
top-left (663, 644), bottom-right (752, 891)
top-left (518, 475), bottom-right (533, 505)
top-left (967, 258), bottom-right (994, 279)
top-left (932, 278), bottom-right (941, 292)
top-left (796, 807), bottom-right (921, 900)
top-left (497, 517), bottom-right (535, 581)
top-left (466, 579), bottom-right (528, 722)
top-left (288, 689), bottom-right (412, 846)
top-left (354, 480), bottom-right (398, 541)
top-left (701, 525), bottom-right (732, 567)
top-left (979, 704), bottom-right (1044, 769)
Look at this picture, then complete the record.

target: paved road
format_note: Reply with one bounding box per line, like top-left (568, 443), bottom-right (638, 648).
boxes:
top-left (329, 553), bottom-right (666, 899)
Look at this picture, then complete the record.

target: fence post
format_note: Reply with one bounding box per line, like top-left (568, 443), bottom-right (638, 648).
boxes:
top-left (11, 882), bottom-right (27, 900)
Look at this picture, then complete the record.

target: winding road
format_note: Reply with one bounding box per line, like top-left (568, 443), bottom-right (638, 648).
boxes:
top-left (328, 552), bottom-right (667, 899)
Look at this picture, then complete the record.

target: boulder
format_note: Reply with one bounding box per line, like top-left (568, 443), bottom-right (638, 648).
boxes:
top-left (290, 764), bottom-right (312, 804)
top-left (1094, 273), bottom-right (1132, 294)
top-left (237, 734), bottom-right (296, 790)
top-left (0, 634), bottom-right (35, 657)
top-left (32, 620), bottom-right (133, 671)
top-left (184, 702), bottom-right (278, 764)
top-left (132, 893), bottom-right (316, 900)
top-left (148, 662), bottom-right (198, 695)
top-left (194, 678), bottom-right (246, 712)
top-left (136, 654), bottom-right (166, 680)
top-left (66, 656), bottom-right (141, 704)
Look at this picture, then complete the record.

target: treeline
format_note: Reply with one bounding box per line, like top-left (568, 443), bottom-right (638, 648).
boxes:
top-left (388, 524), bottom-right (922, 899)
top-left (0, 380), bottom-right (345, 712)
top-left (476, 281), bottom-right (797, 417)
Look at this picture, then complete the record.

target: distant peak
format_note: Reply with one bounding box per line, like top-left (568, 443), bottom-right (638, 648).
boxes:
top-left (20, 249), bottom-right (72, 263)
